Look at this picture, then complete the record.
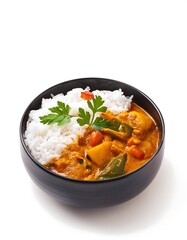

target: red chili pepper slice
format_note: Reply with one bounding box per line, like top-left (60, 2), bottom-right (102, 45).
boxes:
top-left (129, 147), bottom-right (145, 159)
top-left (81, 91), bottom-right (94, 100)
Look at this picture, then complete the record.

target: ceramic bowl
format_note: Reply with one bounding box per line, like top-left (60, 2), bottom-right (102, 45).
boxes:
top-left (20, 78), bottom-right (165, 207)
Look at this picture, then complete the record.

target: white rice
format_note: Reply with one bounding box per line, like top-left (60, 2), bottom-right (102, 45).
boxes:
top-left (25, 88), bottom-right (133, 164)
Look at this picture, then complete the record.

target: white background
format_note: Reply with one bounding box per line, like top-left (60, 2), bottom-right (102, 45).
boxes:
top-left (0, 1), bottom-right (187, 239)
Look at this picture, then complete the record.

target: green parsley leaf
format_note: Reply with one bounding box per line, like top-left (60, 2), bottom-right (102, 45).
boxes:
top-left (39, 101), bottom-right (71, 126)
top-left (88, 96), bottom-right (106, 114)
top-left (77, 108), bottom-right (91, 126)
top-left (39, 95), bottom-right (110, 130)
top-left (77, 95), bottom-right (110, 129)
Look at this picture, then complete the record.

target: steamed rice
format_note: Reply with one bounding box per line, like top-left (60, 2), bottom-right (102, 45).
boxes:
top-left (25, 88), bottom-right (133, 164)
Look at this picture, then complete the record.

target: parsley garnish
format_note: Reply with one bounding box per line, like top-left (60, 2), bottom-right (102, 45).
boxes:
top-left (39, 101), bottom-right (71, 126)
top-left (77, 95), bottom-right (111, 129)
top-left (39, 95), bottom-right (111, 129)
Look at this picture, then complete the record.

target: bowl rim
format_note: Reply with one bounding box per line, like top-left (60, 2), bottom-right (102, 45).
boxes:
top-left (20, 77), bottom-right (165, 184)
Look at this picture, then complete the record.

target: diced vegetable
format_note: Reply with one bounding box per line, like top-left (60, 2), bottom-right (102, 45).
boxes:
top-left (81, 91), bottom-right (94, 100)
top-left (98, 154), bottom-right (127, 180)
top-left (102, 128), bottom-right (126, 141)
top-left (109, 119), bottom-right (121, 131)
top-left (111, 140), bottom-right (125, 155)
top-left (121, 123), bottom-right (133, 137)
top-left (90, 130), bottom-right (103, 147)
top-left (87, 141), bottom-right (112, 167)
top-left (128, 147), bottom-right (145, 159)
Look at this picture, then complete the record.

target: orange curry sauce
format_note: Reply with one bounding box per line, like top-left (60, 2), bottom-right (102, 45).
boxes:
top-left (44, 103), bottom-right (160, 180)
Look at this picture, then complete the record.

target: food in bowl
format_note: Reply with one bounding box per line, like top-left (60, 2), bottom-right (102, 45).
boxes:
top-left (20, 78), bottom-right (165, 207)
top-left (25, 87), bottom-right (160, 181)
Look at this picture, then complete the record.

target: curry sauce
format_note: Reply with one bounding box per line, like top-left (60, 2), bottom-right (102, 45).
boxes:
top-left (44, 103), bottom-right (160, 180)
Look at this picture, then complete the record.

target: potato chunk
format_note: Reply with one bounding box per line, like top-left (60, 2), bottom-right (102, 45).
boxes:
top-left (87, 141), bottom-right (112, 167)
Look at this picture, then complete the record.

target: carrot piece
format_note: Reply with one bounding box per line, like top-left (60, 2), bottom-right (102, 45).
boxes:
top-left (90, 131), bottom-right (103, 147)
top-left (129, 147), bottom-right (145, 159)
top-left (81, 91), bottom-right (94, 100)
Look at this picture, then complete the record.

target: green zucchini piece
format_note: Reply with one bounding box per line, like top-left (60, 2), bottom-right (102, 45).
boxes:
top-left (98, 154), bottom-right (127, 180)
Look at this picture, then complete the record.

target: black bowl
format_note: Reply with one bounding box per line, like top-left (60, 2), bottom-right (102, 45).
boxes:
top-left (20, 78), bottom-right (165, 208)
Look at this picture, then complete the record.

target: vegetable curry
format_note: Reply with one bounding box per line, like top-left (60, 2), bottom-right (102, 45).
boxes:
top-left (44, 103), bottom-right (160, 180)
